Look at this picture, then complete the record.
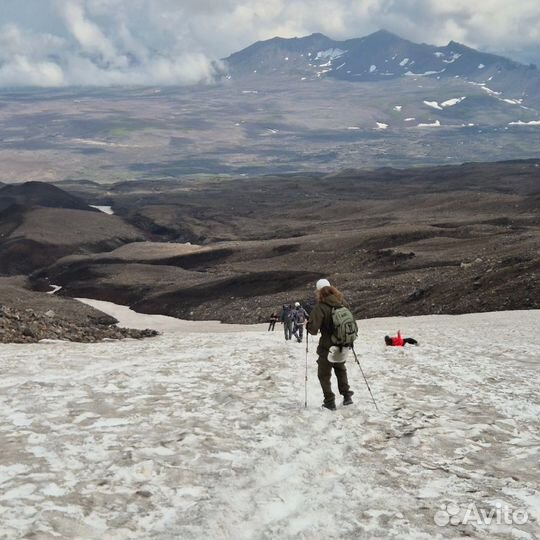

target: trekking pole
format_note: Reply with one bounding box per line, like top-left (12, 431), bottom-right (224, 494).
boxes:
top-left (352, 346), bottom-right (380, 412)
top-left (304, 333), bottom-right (309, 408)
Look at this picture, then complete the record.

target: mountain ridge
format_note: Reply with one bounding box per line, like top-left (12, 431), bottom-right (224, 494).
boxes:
top-left (224, 30), bottom-right (539, 103)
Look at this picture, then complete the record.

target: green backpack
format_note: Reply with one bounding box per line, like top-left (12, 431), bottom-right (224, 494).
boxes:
top-left (331, 306), bottom-right (358, 347)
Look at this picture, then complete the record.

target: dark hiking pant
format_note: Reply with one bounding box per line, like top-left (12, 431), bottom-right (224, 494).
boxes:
top-left (283, 321), bottom-right (293, 340)
top-left (293, 324), bottom-right (304, 342)
top-left (268, 321), bottom-right (276, 331)
top-left (404, 337), bottom-right (418, 345)
top-left (317, 355), bottom-right (351, 403)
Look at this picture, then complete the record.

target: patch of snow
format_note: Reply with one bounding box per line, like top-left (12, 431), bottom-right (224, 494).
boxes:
top-left (393, 105), bottom-right (402, 112)
top-left (72, 138), bottom-right (134, 148)
top-left (404, 117), bottom-right (415, 121)
top-left (42, 482), bottom-right (68, 497)
top-left (406, 69), bottom-right (446, 77)
top-left (0, 311), bottom-right (538, 538)
top-left (369, 65), bottom-right (377, 73)
top-left (89, 205), bottom-right (114, 215)
top-left (440, 97), bottom-right (466, 107)
top-left (508, 120), bottom-right (540, 126)
top-left (76, 298), bottom-right (257, 334)
top-left (417, 120), bottom-right (441, 127)
top-left (423, 100), bottom-right (443, 110)
top-left (315, 48), bottom-right (346, 61)
top-left (46, 285), bottom-right (62, 295)
top-left (241, 90), bottom-right (258, 94)
top-left (502, 98), bottom-right (523, 105)
top-left (375, 122), bottom-right (388, 130)
top-left (335, 63), bottom-right (346, 70)
top-left (346, 126), bottom-right (361, 130)
top-left (443, 52), bottom-right (462, 63)
top-left (480, 87), bottom-right (501, 96)
top-left (478, 63), bottom-right (485, 69)
top-left (434, 52), bottom-right (444, 58)
top-left (284, 57), bottom-right (289, 61)
top-left (399, 58), bottom-right (409, 66)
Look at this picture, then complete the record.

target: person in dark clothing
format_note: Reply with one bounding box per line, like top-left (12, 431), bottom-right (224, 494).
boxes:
top-left (280, 304), bottom-right (294, 341)
top-left (268, 312), bottom-right (279, 331)
top-left (292, 301), bottom-right (309, 343)
top-left (384, 331), bottom-right (418, 346)
top-left (307, 279), bottom-right (354, 410)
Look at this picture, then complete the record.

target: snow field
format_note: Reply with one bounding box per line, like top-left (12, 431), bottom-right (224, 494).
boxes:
top-left (0, 310), bottom-right (539, 539)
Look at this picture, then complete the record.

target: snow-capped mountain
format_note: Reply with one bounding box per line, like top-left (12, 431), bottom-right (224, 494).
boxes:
top-left (225, 30), bottom-right (539, 104)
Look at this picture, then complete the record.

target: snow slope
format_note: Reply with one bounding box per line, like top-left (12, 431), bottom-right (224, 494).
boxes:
top-left (1, 310), bottom-right (539, 539)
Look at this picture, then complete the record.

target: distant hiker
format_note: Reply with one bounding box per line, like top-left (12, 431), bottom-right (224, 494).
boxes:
top-left (280, 304), bottom-right (294, 341)
top-left (385, 331), bottom-right (418, 347)
top-left (307, 279), bottom-right (355, 410)
top-left (268, 311), bottom-right (279, 331)
top-left (292, 302), bottom-right (309, 343)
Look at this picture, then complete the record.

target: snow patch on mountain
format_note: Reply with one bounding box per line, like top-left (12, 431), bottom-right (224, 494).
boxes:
top-left (370, 65), bottom-right (377, 73)
top-left (89, 205), bottom-right (114, 215)
top-left (424, 101), bottom-right (443, 110)
top-left (481, 87), bottom-right (502, 96)
top-left (393, 105), bottom-right (402, 111)
top-left (399, 58), bottom-right (409, 66)
top-left (375, 122), bottom-right (388, 129)
top-left (443, 52), bottom-right (462, 63)
top-left (508, 120), bottom-right (540, 126)
top-left (316, 48), bottom-right (346, 61)
top-left (406, 69), bottom-right (446, 77)
top-left (417, 120), bottom-right (441, 127)
top-left (440, 97), bottom-right (466, 107)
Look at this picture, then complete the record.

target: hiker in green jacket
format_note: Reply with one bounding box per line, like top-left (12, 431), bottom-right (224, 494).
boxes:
top-left (307, 279), bottom-right (354, 411)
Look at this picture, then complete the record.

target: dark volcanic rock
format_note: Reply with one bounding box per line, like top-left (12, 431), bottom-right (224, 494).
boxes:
top-left (0, 181), bottom-right (95, 213)
top-left (0, 277), bottom-right (157, 344)
top-left (0, 304), bottom-right (157, 343)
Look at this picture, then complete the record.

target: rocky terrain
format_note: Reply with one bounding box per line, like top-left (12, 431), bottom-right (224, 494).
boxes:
top-left (0, 277), bottom-right (157, 343)
top-left (2, 158), bottom-right (533, 325)
top-left (0, 182), bottom-right (144, 274)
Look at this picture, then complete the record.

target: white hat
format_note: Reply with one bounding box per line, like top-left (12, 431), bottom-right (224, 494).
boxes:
top-left (316, 278), bottom-right (331, 290)
top-left (295, 301), bottom-right (300, 307)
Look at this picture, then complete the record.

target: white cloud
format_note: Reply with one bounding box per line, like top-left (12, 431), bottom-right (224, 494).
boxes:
top-left (0, 0), bottom-right (537, 87)
top-left (61, 1), bottom-right (120, 65)
top-left (0, 56), bottom-right (65, 87)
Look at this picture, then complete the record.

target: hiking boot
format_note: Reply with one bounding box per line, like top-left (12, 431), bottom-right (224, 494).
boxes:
top-left (322, 400), bottom-right (336, 411)
top-left (343, 392), bottom-right (354, 406)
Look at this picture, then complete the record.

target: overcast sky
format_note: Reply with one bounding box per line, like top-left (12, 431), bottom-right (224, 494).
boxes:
top-left (0, 0), bottom-right (538, 87)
